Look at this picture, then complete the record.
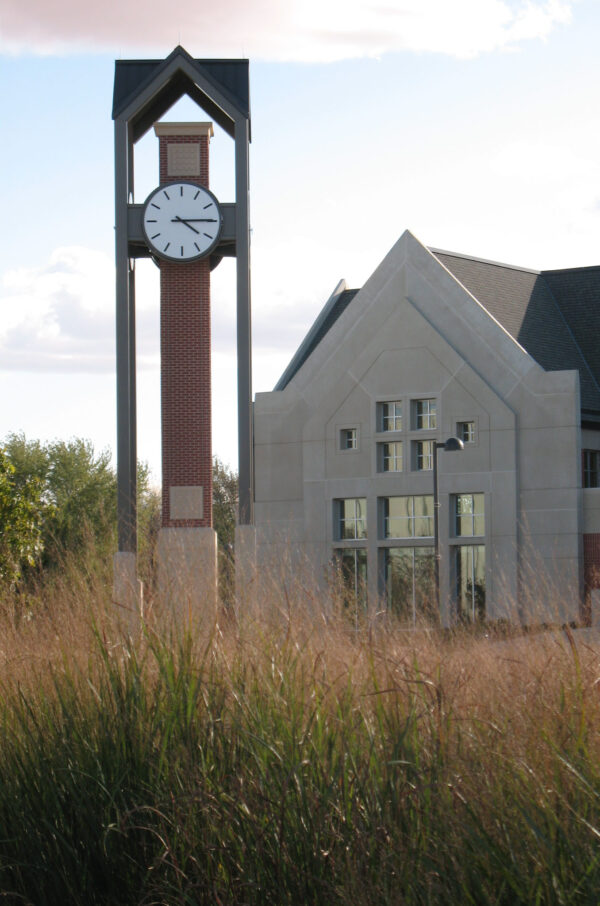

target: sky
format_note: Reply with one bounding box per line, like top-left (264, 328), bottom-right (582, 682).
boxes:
top-left (1, 0), bottom-right (599, 482)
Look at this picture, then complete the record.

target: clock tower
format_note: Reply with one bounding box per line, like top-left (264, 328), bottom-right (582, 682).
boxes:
top-left (111, 48), bottom-right (254, 624)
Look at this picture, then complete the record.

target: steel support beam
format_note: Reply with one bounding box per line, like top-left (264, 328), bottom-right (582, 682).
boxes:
top-left (235, 116), bottom-right (254, 525)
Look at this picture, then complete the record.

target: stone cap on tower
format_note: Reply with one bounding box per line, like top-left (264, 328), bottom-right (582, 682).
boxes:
top-left (154, 122), bottom-right (214, 138)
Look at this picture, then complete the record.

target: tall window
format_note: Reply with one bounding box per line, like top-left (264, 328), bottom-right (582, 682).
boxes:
top-left (336, 498), bottom-right (367, 540)
top-left (454, 493), bottom-right (485, 537)
top-left (413, 399), bottom-right (437, 430)
top-left (382, 495), bottom-right (434, 539)
top-left (414, 440), bottom-right (434, 471)
top-left (378, 401), bottom-right (402, 432)
top-left (336, 548), bottom-right (368, 615)
top-left (455, 545), bottom-right (486, 621)
top-left (583, 450), bottom-right (600, 488)
top-left (385, 548), bottom-right (436, 626)
top-left (378, 441), bottom-right (403, 472)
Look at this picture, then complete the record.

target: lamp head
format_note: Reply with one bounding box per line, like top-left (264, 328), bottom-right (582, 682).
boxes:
top-left (443, 436), bottom-right (465, 452)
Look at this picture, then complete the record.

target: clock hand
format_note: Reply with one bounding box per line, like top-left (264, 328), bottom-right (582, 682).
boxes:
top-left (171, 217), bottom-right (218, 222)
top-left (172, 215), bottom-right (200, 234)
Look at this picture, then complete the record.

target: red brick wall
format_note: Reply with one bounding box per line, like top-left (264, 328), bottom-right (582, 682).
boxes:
top-left (159, 132), bottom-right (212, 528)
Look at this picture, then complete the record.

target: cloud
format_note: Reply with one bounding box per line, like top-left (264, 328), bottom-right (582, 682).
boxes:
top-left (0, 247), bottom-right (157, 373)
top-left (0, 0), bottom-right (575, 62)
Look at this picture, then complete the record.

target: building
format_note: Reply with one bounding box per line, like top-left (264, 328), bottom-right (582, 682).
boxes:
top-left (253, 231), bottom-right (600, 625)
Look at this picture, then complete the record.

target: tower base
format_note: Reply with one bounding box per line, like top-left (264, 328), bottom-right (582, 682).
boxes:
top-left (113, 551), bottom-right (144, 635)
top-left (157, 527), bottom-right (218, 625)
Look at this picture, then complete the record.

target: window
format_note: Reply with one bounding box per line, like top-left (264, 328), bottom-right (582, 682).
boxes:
top-left (414, 440), bottom-right (434, 471)
top-left (454, 493), bottom-right (485, 537)
top-left (336, 498), bottom-right (367, 540)
top-left (378, 441), bottom-right (403, 472)
top-left (385, 547), bottom-right (436, 626)
top-left (340, 428), bottom-right (358, 450)
top-left (336, 548), bottom-right (368, 615)
top-left (583, 450), bottom-right (600, 488)
top-left (457, 421), bottom-right (475, 444)
top-left (455, 545), bottom-right (486, 621)
top-left (382, 495), bottom-right (434, 539)
top-left (413, 399), bottom-right (437, 430)
top-left (378, 401), bottom-right (402, 432)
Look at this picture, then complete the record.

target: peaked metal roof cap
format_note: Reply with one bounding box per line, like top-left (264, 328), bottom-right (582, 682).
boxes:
top-left (112, 45), bottom-right (250, 141)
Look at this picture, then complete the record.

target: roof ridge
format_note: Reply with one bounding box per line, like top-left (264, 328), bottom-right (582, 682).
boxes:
top-left (429, 247), bottom-right (540, 276)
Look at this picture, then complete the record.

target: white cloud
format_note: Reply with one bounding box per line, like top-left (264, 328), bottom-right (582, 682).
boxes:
top-left (0, 0), bottom-right (576, 62)
top-left (0, 247), bottom-right (155, 373)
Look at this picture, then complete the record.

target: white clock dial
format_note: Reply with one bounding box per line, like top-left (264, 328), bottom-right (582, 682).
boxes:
top-left (142, 182), bottom-right (222, 262)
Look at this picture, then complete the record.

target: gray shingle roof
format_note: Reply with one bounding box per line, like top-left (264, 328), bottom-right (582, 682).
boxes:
top-left (433, 250), bottom-right (600, 414)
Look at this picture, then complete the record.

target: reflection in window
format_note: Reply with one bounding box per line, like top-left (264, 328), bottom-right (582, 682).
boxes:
top-left (378, 441), bottom-right (403, 472)
top-left (335, 548), bottom-right (368, 619)
top-left (454, 494), bottom-right (485, 537)
top-left (336, 498), bottom-right (367, 540)
top-left (382, 495), bottom-right (434, 539)
top-left (415, 440), bottom-right (434, 471)
top-left (455, 545), bottom-right (486, 621)
top-left (385, 547), bottom-right (436, 626)
top-left (378, 401), bottom-right (402, 432)
top-left (413, 399), bottom-right (437, 430)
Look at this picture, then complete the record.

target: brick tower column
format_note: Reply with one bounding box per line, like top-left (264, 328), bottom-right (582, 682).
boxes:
top-left (156, 122), bottom-right (214, 528)
top-left (155, 122), bottom-right (218, 618)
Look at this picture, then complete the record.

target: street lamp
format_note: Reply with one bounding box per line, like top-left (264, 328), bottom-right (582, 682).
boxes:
top-left (433, 436), bottom-right (465, 619)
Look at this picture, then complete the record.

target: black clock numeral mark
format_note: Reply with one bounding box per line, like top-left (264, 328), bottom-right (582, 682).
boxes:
top-left (146, 219), bottom-right (157, 223)
top-left (164, 242), bottom-right (171, 252)
top-left (194, 190), bottom-right (200, 200)
top-left (203, 203), bottom-right (212, 210)
top-left (151, 203), bottom-right (160, 209)
top-left (151, 233), bottom-right (161, 240)
top-left (203, 232), bottom-right (213, 239)
top-left (180, 246), bottom-right (184, 257)
top-left (194, 242), bottom-right (200, 252)
top-left (163, 190), bottom-right (170, 200)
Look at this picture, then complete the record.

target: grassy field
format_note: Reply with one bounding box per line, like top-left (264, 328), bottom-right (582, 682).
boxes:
top-left (0, 554), bottom-right (599, 905)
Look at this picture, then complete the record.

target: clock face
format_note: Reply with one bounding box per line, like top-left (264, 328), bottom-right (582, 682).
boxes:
top-left (142, 182), bottom-right (222, 262)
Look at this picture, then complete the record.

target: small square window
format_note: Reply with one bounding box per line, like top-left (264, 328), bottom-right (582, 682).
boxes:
top-left (457, 421), bottom-right (475, 444)
top-left (340, 428), bottom-right (358, 450)
top-left (413, 399), bottom-right (437, 430)
top-left (378, 441), bottom-right (403, 472)
top-left (378, 401), bottom-right (402, 432)
top-left (414, 440), bottom-right (434, 471)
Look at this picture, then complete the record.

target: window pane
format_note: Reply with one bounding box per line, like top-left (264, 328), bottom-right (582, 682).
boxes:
top-left (414, 399), bottom-right (437, 430)
top-left (386, 547), bottom-right (436, 626)
top-left (456, 545), bottom-right (486, 621)
top-left (416, 440), bottom-right (434, 471)
top-left (381, 441), bottom-right (403, 472)
top-left (454, 494), bottom-right (484, 537)
top-left (337, 548), bottom-right (368, 615)
top-left (380, 401), bottom-right (402, 432)
top-left (383, 496), bottom-right (433, 539)
top-left (338, 498), bottom-right (367, 540)
top-left (458, 421), bottom-right (475, 443)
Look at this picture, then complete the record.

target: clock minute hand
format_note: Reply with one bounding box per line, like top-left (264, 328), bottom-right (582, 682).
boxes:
top-left (172, 215), bottom-right (200, 234)
top-left (173, 218), bottom-right (218, 222)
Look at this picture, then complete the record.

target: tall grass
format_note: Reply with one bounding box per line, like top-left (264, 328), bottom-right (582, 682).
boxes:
top-left (0, 554), bottom-right (599, 904)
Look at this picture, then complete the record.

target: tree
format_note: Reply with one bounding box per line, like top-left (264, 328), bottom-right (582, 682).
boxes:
top-left (0, 449), bottom-right (45, 586)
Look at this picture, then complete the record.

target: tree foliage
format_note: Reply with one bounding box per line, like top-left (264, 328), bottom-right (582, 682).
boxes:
top-left (0, 449), bottom-right (45, 586)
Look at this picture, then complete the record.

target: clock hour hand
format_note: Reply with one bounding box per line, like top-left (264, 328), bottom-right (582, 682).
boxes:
top-left (172, 218), bottom-right (218, 222)
top-left (172, 215), bottom-right (200, 234)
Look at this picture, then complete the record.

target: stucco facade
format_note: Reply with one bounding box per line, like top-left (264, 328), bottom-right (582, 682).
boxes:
top-left (254, 232), bottom-right (600, 625)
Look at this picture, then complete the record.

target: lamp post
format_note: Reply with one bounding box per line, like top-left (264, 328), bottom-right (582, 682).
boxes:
top-left (433, 437), bottom-right (465, 619)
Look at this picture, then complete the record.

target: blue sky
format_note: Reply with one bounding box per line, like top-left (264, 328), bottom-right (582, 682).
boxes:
top-left (0, 0), bottom-right (598, 479)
